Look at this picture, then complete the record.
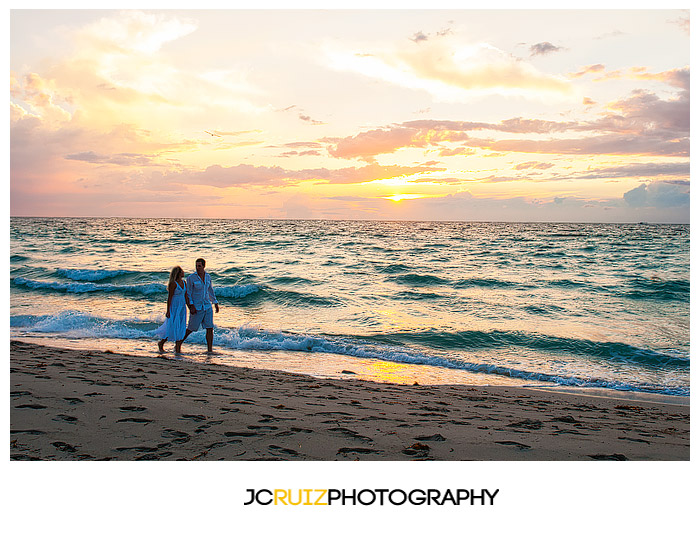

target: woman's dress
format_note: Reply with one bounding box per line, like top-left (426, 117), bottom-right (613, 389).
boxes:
top-left (155, 281), bottom-right (187, 341)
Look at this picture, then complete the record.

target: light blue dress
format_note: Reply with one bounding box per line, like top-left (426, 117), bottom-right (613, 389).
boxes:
top-left (155, 281), bottom-right (187, 341)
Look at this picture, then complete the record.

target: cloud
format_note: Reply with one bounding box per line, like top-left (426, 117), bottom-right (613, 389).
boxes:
top-left (623, 181), bottom-right (689, 208)
top-left (575, 65), bottom-right (690, 91)
top-left (207, 129), bottom-right (263, 137)
top-left (278, 150), bottom-right (322, 158)
top-left (49, 10), bottom-right (268, 123)
top-left (326, 118), bottom-right (579, 160)
top-left (600, 86), bottom-right (689, 137)
top-left (65, 151), bottom-right (158, 166)
top-left (410, 31), bottom-right (429, 43)
top-left (570, 64), bottom-right (606, 78)
top-left (325, 38), bottom-right (573, 101)
top-left (469, 161), bottom-right (689, 185)
top-left (75, 10), bottom-right (197, 54)
top-left (10, 72), bottom-right (73, 125)
top-left (326, 78), bottom-right (689, 160)
top-left (299, 113), bottom-right (324, 125)
top-left (513, 161), bottom-right (555, 171)
top-left (478, 134), bottom-right (687, 157)
top-left (670, 13), bottom-right (690, 35)
top-left (158, 162), bottom-right (441, 188)
top-left (438, 147), bottom-right (475, 157)
top-left (573, 162), bottom-right (689, 181)
top-left (629, 67), bottom-right (689, 90)
top-left (529, 42), bottom-right (563, 56)
top-left (327, 127), bottom-right (438, 160)
top-left (283, 141), bottom-right (324, 149)
top-left (595, 30), bottom-right (625, 40)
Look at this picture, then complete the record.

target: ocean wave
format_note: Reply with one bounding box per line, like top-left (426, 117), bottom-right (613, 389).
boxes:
top-left (621, 276), bottom-right (689, 302)
top-left (214, 284), bottom-right (262, 298)
top-left (12, 276), bottom-right (261, 300)
top-left (57, 268), bottom-right (132, 281)
top-left (359, 329), bottom-right (690, 370)
top-left (454, 277), bottom-right (520, 289)
top-left (265, 276), bottom-right (319, 287)
top-left (389, 273), bottom-right (451, 286)
top-left (265, 288), bottom-right (343, 307)
top-left (375, 263), bottom-right (414, 274)
top-left (10, 313), bottom-right (689, 397)
top-left (10, 311), bottom-right (150, 338)
top-left (13, 276), bottom-right (166, 296)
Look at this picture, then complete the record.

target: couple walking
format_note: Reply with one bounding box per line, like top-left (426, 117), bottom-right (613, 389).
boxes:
top-left (156, 258), bottom-right (219, 353)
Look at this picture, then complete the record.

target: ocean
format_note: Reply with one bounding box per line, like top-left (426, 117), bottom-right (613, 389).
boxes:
top-left (10, 217), bottom-right (690, 398)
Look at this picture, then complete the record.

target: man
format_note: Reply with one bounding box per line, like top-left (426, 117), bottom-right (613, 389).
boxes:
top-left (182, 257), bottom-right (219, 352)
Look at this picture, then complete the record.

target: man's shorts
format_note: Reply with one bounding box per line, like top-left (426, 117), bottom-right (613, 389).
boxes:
top-left (187, 307), bottom-right (214, 332)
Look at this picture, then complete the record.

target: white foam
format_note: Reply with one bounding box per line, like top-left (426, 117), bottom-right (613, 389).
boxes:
top-left (57, 268), bottom-right (131, 281)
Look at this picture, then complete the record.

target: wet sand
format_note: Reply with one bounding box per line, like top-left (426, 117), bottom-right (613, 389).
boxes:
top-left (10, 340), bottom-right (689, 461)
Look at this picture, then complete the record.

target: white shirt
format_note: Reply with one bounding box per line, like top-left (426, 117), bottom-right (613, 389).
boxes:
top-left (186, 271), bottom-right (217, 311)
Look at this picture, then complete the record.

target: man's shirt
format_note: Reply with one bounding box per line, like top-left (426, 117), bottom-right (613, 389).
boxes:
top-left (186, 272), bottom-right (217, 311)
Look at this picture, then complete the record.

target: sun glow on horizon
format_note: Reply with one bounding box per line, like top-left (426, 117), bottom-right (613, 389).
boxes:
top-left (384, 194), bottom-right (429, 202)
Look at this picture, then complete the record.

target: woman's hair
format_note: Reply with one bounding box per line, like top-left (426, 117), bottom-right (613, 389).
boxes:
top-left (168, 265), bottom-right (184, 286)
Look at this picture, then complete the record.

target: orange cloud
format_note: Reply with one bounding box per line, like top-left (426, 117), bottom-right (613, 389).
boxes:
top-left (570, 64), bottom-right (606, 78)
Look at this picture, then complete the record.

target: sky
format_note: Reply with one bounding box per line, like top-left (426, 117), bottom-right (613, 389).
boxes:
top-left (9, 8), bottom-right (691, 222)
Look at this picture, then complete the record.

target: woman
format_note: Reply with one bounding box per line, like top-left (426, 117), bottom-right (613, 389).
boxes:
top-left (156, 266), bottom-right (188, 353)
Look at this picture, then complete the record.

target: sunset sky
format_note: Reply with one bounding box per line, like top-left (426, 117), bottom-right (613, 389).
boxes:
top-left (10, 8), bottom-right (690, 222)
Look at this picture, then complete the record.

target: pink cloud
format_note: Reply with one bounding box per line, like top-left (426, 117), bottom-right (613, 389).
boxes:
top-left (326, 80), bottom-right (689, 160)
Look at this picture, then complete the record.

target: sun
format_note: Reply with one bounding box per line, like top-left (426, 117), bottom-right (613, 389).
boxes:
top-left (384, 194), bottom-right (426, 202)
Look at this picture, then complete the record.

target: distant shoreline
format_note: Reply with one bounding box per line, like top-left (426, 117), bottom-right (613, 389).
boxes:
top-left (8, 216), bottom-right (691, 225)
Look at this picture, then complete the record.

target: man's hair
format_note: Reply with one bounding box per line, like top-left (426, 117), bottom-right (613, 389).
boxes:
top-left (196, 258), bottom-right (206, 267)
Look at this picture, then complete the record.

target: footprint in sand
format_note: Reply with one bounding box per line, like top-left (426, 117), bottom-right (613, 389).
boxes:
top-left (161, 429), bottom-right (191, 443)
top-left (328, 427), bottom-right (372, 442)
top-left (414, 433), bottom-right (446, 442)
top-left (337, 447), bottom-right (382, 456)
top-left (224, 431), bottom-right (260, 437)
top-left (53, 414), bottom-right (78, 423)
top-left (119, 406), bottom-right (147, 412)
top-left (179, 414), bottom-right (208, 422)
top-left (52, 441), bottom-right (77, 452)
top-left (550, 415), bottom-right (580, 424)
top-left (506, 419), bottom-right (543, 430)
top-left (135, 452), bottom-right (173, 460)
top-left (116, 445), bottom-right (160, 453)
top-left (268, 445), bottom-right (301, 457)
top-left (495, 440), bottom-right (532, 450)
top-left (588, 453), bottom-right (628, 460)
top-left (553, 429), bottom-right (587, 436)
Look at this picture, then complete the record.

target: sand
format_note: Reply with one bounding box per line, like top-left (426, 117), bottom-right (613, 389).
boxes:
top-left (9, 340), bottom-right (689, 461)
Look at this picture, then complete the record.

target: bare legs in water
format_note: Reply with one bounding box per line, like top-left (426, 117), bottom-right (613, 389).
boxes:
top-left (181, 328), bottom-right (214, 352)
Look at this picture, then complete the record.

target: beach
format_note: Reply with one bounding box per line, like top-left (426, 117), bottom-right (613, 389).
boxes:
top-left (10, 340), bottom-right (690, 461)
